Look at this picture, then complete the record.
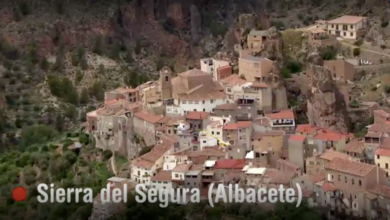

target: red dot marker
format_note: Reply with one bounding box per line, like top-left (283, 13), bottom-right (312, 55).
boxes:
top-left (12, 187), bottom-right (27, 202)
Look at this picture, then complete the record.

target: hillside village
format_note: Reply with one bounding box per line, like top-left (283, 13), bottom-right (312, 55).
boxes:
top-left (84, 14), bottom-right (390, 220)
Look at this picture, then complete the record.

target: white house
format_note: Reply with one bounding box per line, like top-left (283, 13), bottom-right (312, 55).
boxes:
top-left (171, 163), bottom-right (192, 183)
top-left (131, 142), bottom-right (173, 185)
top-left (327, 15), bottom-right (367, 40)
top-left (200, 58), bottom-right (230, 81)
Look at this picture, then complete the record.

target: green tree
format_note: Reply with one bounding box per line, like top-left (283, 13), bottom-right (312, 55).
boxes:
top-left (79, 88), bottom-right (89, 105)
top-left (19, 125), bottom-right (58, 150)
top-left (353, 47), bottom-right (361, 57)
top-left (92, 35), bottom-right (104, 55)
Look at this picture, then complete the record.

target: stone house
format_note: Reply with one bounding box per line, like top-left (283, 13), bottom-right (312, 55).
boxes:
top-left (343, 138), bottom-right (366, 163)
top-left (266, 110), bottom-right (295, 134)
top-left (222, 121), bottom-right (252, 157)
top-left (212, 159), bottom-right (245, 181)
top-left (288, 134), bottom-right (306, 169)
top-left (247, 30), bottom-right (267, 53)
top-left (324, 60), bottom-right (355, 82)
top-left (185, 111), bottom-right (209, 131)
top-left (369, 185), bottom-right (390, 219)
top-left (131, 141), bottom-right (174, 186)
top-left (104, 87), bottom-right (139, 103)
top-left (238, 56), bottom-right (273, 82)
top-left (307, 28), bottom-right (337, 47)
top-left (305, 149), bottom-right (351, 175)
top-left (150, 170), bottom-right (173, 191)
top-left (251, 130), bottom-right (285, 168)
top-left (86, 100), bottom-right (142, 157)
top-left (213, 100), bottom-right (257, 121)
top-left (132, 110), bottom-right (164, 146)
top-left (315, 157), bottom-right (387, 219)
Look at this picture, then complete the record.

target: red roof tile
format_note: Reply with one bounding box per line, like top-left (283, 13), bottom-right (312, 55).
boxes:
top-left (223, 121), bottom-right (252, 130)
top-left (213, 159), bottom-right (245, 169)
top-left (325, 157), bottom-right (375, 177)
top-left (296, 124), bottom-right (319, 134)
top-left (289, 134), bottom-right (306, 142)
top-left (370, 185), bottom-right (390, 198)
top-left (134, 110), bottom-right (164, 124)
top-left (251, 82), bottom-right (268, 88)
top-left (186, 111), bottom-right (209, 120)
top-left (322, 182), bottom-right (338, 191)
top-left (151, 170), bottom-right (172, 182)
top-left (375, 148), bottom-right (390, 157)
top-left (267, 110), bottom-right (294, 120)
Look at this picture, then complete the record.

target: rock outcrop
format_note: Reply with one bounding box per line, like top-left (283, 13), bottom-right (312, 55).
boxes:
top-left (365, 25), bottom-right (385, 46)
top-left (190, 5), bottom-right (202, 44)
top-left (255, 27), bottom-right (283, 61)
top-left (306, 50), bottom-right (349, 133)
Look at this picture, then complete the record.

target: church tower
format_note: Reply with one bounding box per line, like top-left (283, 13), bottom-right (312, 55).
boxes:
top-left (159, 66), bottom-right (173, 101)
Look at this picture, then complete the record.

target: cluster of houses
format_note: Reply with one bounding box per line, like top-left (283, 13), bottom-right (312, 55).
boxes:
top-left (86, 14), bottom-right (390, 220)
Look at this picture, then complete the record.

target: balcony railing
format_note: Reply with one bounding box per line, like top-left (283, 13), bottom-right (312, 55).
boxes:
top-left (272, 121), bottom-right (294, 126)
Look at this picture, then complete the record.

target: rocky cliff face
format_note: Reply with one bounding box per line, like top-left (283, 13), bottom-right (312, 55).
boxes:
top-left (306, 49), bottom-right (349, 133)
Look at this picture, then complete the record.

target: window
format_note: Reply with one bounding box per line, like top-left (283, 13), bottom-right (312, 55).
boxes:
top-left (343, 32), bottom-right (346, 36)
top-left (350, 25), bottom-right (353, 29)
top-left (378, 163), bottom-right (380, 167)
top-left (301, 181), bottom-right (304, 184)
top-left (338, 175), bottom-right (340, 181)
top-left (331, 25), bottom-right (334, 28)
top-left (377, 155), bottom-right (380, 159)
top-left (350, 32), bottom-right (353, 37)
top-left (386, 163), bottom-right (389, 169)
top-left (345, 176), bottom-right (347, 183)
top-left (359, 180), bottom-right (362, 186)
top-left (203, 108), bottom-right (205, 112)
top-left (165, 76), bottom-right (169, 81)
top-left (210, 99), bottom-right (214, 103)
top-left (352, 178), bottom-right (355, 185)
top-left (175, 174), bottom-right (179, 178)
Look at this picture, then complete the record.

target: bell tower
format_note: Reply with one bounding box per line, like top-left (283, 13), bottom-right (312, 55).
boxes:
top-left (159, 66), bottom-right (173, 101)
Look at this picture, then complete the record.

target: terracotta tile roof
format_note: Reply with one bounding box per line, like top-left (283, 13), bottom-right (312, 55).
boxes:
top-left (296, 124), bottom-right (319, 134)
top-left (267, 110), bottom-right (294, 120)
top-left (223, 121), bottom-right (252, 130)
top-left (250, 82), bottom-right (268, 88)
top-left (151, 170), bottom-right (172, 182)
top-left (251, 130), bottom-right (284, 140)
top-left (322, 182), bottom-right (338, 191)
top-left (213, 159), bottom-right (245, 169)
top-left (375, 148), bottom-right (390, 157)
top-left (319, 149), bottom-right (350, 161)
top-left (374, 109), bottom-right (390, 118)
top-left (186, 111), bottom-right (209, 120)
top-left (325, 157), bottom-right (375, 177)
top-left (289, 134), bottom-right (306, 142)
top-left (172, 163), bottom-right (192, 172)
top-left (368, 123), bottom-right (390, 134)
top-left (308, 28), bottom-right (326, 34)
top-left (189, 164), bottom-right (204, 171)
top-left (220, 74), bottom-right (247, 87)
top-left (134, 110), bottom-right (164, 124)
top-left (327, 15), bottom-right (365, 24)
top-left (314, 130), bottom-right (346, 142)
top-left (277, 159), bottom-right (301, 172)
top-left (132, 143), bottom-right (172, 169)
top-left (214, 103), bottom-right (236, 110)
top-left (159, 134), bottom-right (179, 144)
top-left (166, 116), bottom-right (185, 126)
top-left (179, 68), bottom-right (209, 77)
top-left (370, 185), bottom-right (390, 198)
top-left (302, 173), bottom-right (326, 183)
top-left (268, 170), bottom-right (295, 184)
top-left (157, 116), bottom-right (172, 124)
top-left (344, 138), bottom-right (365, 154)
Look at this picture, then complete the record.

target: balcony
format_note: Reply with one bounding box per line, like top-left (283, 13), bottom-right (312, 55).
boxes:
top-left (272, 120), bottom-right (294, 126)
top-left (236, 114), bottom-right (251, 121)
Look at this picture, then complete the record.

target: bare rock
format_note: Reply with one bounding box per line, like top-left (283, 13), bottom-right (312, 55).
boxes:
top-left (365, 25), bottom-right (385, 46)
top-left (306, 64), bottom-right (349, 133)
top-left (190, 5), bottom-right (202, 44)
